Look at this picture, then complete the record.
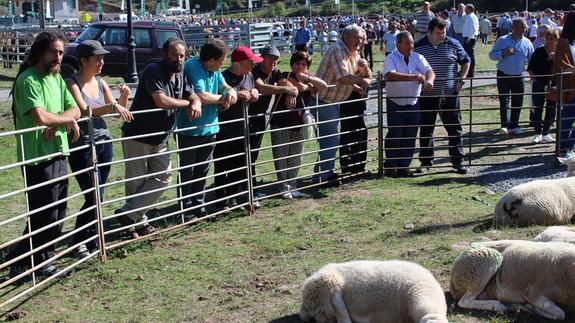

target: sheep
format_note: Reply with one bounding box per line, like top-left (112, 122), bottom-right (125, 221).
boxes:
top-left (299, 260), bottom-right (448, 323)
top-left (534, 226), bottom-right (575, 244)
top-left (493, 157), bottom-right (575, 227)
top-left (450, 240), bottom-right (575, 320)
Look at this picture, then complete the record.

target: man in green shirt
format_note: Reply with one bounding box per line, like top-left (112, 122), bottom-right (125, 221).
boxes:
top-left (6, 32), bottom-right (80, 284)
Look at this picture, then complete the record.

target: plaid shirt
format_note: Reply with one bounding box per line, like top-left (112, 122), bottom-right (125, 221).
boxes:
top-left (316, 40), bottom-right (360, 104)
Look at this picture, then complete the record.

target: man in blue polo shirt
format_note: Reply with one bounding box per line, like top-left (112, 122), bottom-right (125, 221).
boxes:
top-left (489, 18), bottom-right (533, 135)
top-left (415, 17), bottom-right (470, 175)
top-left (177, 39), bottom-right (237, 219)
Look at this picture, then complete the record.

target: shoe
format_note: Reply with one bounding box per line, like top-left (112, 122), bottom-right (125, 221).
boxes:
top-left (8, 265), bottom-right (30, 285)
top-left (136, 224), bottom-right (156, 236)
top-left (73, 244), bottom-right (91, 259)
top-left (498, 127), bottom-right (509, 135)
top-left (124, 226), bottom-right (139, 240)
top-left (508, 127), bottom-right (524, 135)
top-left (542, 134), bottom-right (555, 143)
top-left (397, 169), bottom-right (414, 178)
top-left (531, 134), bottom-right (542, 143)
top-left (115, 209), bottom-right (139, 239)
top-left (253, 200), bottom-right (261, 209)
top-left (415, 166), bottom-right (430, 174)
top-left (565, 150), bottom-right (575, 160)
top-left (254, 192), bottom-right (267, 199)
top-left (38, 264), bottom-right (74, 279)
top-left (281, 192), bottom-right (293, 199)
top-left (385, 169), bottom-right (398, 178)
top-left (228, 198), bottom-right (238, 208)
top-left (453, 165), bottom-right (468, 175)
top-left (291, 190), bottom-right (303, 198)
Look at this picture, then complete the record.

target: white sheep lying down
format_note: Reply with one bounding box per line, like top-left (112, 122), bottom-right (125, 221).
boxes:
top-left (534, 226), bottom-right (575, 244)
top-left (300, 260), bottom-right (448, 323)
top-left (450, 240), bottom-right (575, 320)
top-left (493, 176), bottom-right (575, 227)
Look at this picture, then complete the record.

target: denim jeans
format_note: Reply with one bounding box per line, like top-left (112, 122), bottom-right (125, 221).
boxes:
top-left (560, 98), bottom-right (575, 151)
top-left (313, 101), bottom-right (340, 182)
top-left (385, 99), bottom-right (420, 169)
top-left (68, 139), bottom-right (112, 249)
top-left (496, 71), bottom-right (524, 129)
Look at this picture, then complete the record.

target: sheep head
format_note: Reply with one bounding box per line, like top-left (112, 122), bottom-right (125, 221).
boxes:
top-left (558, 157), bottom-right (575, 177)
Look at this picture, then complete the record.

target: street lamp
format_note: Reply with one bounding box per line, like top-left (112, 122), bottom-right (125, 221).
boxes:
top-left (126, 0), bottom-right (138, 83)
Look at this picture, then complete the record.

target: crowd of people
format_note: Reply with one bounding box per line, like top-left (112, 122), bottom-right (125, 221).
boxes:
top-left (3, 2), bottom-right (575, 284)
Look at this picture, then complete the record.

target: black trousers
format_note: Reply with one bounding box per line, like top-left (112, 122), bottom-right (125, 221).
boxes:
top-left (418, 96), bottom-right (464, 167)
top-left (213, 121), bottom-right (247, 204)
top-left (177, 134), bottom-right (216, 208)
top-left (7, 157), bottom-right (68, 268)
top-left (339, 91), bottom-right (368, 174)
top-left (249, 115), bottom-right (266, 188)
top-left (363, 45), bottom-right (374, 70)
top-left (463, 38), bottom-right (476, 78)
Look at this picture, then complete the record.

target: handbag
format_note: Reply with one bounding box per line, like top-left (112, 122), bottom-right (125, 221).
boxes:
top-left (301, 108), bottom-right (316, 140)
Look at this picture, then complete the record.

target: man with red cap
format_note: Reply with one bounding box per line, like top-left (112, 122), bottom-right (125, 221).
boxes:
top-left (213, 46), bottom-right (262, 211)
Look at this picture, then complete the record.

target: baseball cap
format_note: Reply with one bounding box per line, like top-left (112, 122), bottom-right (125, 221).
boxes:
top-left (231, 45), bottom-right (263, 63)
top-left (76, 40), bottom-right (109, 57)
top-left (260, 46), bottom-right (281, 58)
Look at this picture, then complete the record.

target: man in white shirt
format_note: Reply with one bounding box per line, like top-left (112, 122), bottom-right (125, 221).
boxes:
top-left (451, 3), bottom-right (467, 45)
top-left (462, 3), bottom-right (479, 77)
top-left (383, 31), bottom-right (435, 177)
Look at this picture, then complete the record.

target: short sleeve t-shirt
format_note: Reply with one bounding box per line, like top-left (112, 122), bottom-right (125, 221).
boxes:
top-left (249, 64), bottom-right (284, 115)
top-left (14, 68), bottom-right (76, 163)
top-left (177, 57), bottom-right (224, 137)
top-left (220, 69), bottom-right (255, 122)
top-left (122, 59), bottom-right (192, 145)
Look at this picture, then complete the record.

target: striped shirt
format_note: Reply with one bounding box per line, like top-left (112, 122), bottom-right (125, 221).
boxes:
top-left (451, 13), bottom-right (466, 34)
top-left (415, 36), bottom-right (470, 96)
top-left (316, 40), bottom-right (360, 104)
top-left (409, 10), bottom-right (436, 34)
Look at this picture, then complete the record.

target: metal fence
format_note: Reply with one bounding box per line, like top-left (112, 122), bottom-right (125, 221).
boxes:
top-left (0, 72), bottom-right (571, 308)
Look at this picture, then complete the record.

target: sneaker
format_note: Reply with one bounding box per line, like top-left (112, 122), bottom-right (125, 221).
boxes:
top-left (531, 134), bottom-right (543, 143)
top-left (397, 169), bottom-right (414, 178)
top-left (291, 190), bottom-right (303, 198)
top-left (542, 134), bottom-right (556, 143)
top-left (508, 127), bottom-right (524, 135)
top-left (124, 226), bottom-right (139, 240)
top-left (73, 244), bottom-right (91, 260)
top-left (415, 166), bottom-right (430, 174)
top-left (8, 265), bottom-right (30, 285)
top-left (565, 150), bottom-right (575, 160)
top-left (254, 192), bottom-right (267, 199)
top-left (498, 127), bottom-right (509, 135)
top-left (136, 224), bottom-right (156, 236)
top-left (38, 265), bottom-right (74, 279)
top-left (453, 165), bottom-right (468, 175)
top-left (281, 192), bottom-right (293, 199)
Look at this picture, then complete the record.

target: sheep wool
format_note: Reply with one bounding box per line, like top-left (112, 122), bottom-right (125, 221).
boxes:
top-left (493, 177), bottom-right (575, 227)
top-left (450, 240), bottom-right (575, 320)
top-left (533, 226), bottom-right (575, 244)
top-left (300, 260), bottom-right (448, 323)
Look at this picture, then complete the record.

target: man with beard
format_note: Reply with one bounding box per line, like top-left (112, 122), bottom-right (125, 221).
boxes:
top-left (119, 38), bottom-right (201, 237)
top-left (7, 31), bottom-right (81, 283)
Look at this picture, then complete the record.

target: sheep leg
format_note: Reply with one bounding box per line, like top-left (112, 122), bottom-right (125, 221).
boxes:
top-left (457, 259), bottom-right (506, 313)
top-left (330, 290), bottom-right (353, 323)
top-left (527, 296), bottom-right (566, 321)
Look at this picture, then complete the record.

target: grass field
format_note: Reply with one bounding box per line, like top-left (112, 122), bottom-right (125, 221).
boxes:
top-left (0, 41), bottom-right (564, 322)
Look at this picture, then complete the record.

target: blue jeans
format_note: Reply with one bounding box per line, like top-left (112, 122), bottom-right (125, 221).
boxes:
top-left (68, 139), bottom-right (112, 249)
top-left (313, 101), bottom-right (340, 182)
top-left (560, 98), bottom-right (575, 151)
top-left (385, 99), bottom-right (420, 169)
top-left (496, 71), bottom-right (524, 129)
